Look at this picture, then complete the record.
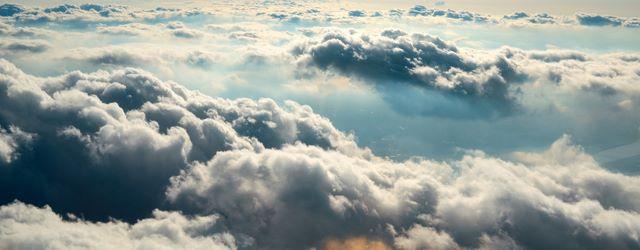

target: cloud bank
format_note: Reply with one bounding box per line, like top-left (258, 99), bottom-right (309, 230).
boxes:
top-left (1, 60), bottom-right (639, 249)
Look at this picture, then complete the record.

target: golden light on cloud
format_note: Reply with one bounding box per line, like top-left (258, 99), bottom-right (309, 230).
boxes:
top-left (323, 237), bottom-right (390, 250)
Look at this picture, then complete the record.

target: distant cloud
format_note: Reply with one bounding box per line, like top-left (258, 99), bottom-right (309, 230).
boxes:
top-left (577, 13), bottom-right (624, 26)
top-left (292, 29), bottom-right (527, 118)
top-left (0, 4), bottom-right (24, 17)
top-left (348, 10), bottom-right (366, 17)
top-left (0, 39), bottom-right (49, 56)
top-left (0, 201), bottom-right (235, 250)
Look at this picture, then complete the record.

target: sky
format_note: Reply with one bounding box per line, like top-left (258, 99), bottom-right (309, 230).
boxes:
top-left (1, 1), bottom-right (640, 249)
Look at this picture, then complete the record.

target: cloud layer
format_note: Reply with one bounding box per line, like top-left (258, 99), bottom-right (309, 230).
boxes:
top-left (1, 2), bottom-right (640, 249)
top-left (1, 60), bottom-right (639, 249)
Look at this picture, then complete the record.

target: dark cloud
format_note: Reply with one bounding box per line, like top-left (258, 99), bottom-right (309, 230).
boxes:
top-left (0, 59), bottom-right (361, 222)
top-left (577, 13), bottom-right (624, 27)
top-left (0, 126), bottom-right (34, 165)
top-left (348, 10), bottom-right (366, 17)
top-left (292, 29), bottom-right (528, 118)
top-left (0, 3), bottom-right (24, 17)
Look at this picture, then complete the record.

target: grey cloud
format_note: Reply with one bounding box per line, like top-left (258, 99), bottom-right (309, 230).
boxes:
top-left (167, 135), bottom-right (640, 249)
top-left (66, 47), bottom-right (159, 66)
top-left (0, 4), bottom-right (24, 17)
top-left (292, 29), bottom-right (527, 118)
top-left (0, 59), bottom-right (362, 222)
top-left (0, 201), bottom-right (235, 250)
top-left (0, 39), bottom-right (49, 55)
top-left (166, 144), bottom-right (441, 249)
top-left (527, 50), bottom-right (588, 62)
top-left (0, 126), bottom-right (34, 164)
top-left (348, 10), bottom-right (366, 17)
top-left (172, 28), bottom-right (204, 39)
top-left (503, 12), bottom-right (529, 20)
top-left (577, 13), bottom-right (624, 27)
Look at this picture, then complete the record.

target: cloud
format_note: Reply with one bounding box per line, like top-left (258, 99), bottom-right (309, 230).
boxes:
top-left (0, 201), bottom-right (235, 250)
top-left (0, 39), bottom-right (49, 56)
top-left (0, 22), bottom-right (49, 37)
top-left (0, 4), bottom-right (24, 17)
top-left (0, 57), bottom-right (639, 248)
top-left (348, 10), bottom-right (366, 17)
top-left (577, 13), bottom-right (624, 27)
top-left (405, 5), bottom-right (488, 23)
top-left (0, 59), bottom-right (363, 222)
top-left (292, 29), bottom-right (527, 118)
top-left (503, 12), bottom-right (529, 20)
top-left (0, 126), bottom-right (34, 165)
top-left (166, 134), bottom-right (640, 249)
top-left (6, 4), bottom-right (211, 28)
top-left (96, 23), bottom-right (156, 36)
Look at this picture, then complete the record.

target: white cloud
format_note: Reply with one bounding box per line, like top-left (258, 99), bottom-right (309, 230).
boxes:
top-left (0, 201), bottom-right (235, 250)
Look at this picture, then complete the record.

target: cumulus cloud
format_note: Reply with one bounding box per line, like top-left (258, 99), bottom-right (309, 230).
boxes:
top-left (290, 29), bottom-right (640, 118)
top-left (0, 201), bottom-right (235, 250)
top-left (0, 57), bottom-right (639, 249)
top-left (0, 59), bottom-right (363, 221)
top-left (1, 2), bottom-right (640, 247)
top-left (0, 126), bottom-right (34, 164)
top-left (292, 29), bottom-right (527, 118)
top-left (166, 134), bottom-right (640, 249)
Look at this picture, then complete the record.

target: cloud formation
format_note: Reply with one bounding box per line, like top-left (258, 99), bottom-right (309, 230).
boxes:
top-left (1, 2), bottom-right (640, 249)
top-left (292, 29), bottom-right (527, 118)
top-left (0, 59), bottom-right (362, 222)
top-left (0, 59), bottom-right (639, 249)
top-left (0, 201), bottom-right (235, 250)
top-left (1, 3), bottom-right (211, 28)
top-left (0, 126), bottom-right (34, 164)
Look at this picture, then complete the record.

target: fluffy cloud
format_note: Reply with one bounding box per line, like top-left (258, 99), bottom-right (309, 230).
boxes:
top-left (166, 134), bottom-right (640, 249)
top-left (0, 59), bottom-right (362, 222)
top-left (292, 29), bottom-right (527, 118)
top-left (0, 201), bottom-right (235, 250)
top-left (0, 126), bottom-right (34, 164)
top-left (1, 58), bottom-right (639, 249)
